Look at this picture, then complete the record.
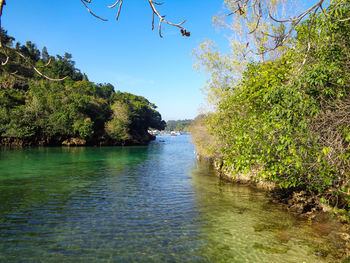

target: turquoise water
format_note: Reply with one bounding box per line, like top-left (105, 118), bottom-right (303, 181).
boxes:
top-left (0, 135), bottom-right (341, 262)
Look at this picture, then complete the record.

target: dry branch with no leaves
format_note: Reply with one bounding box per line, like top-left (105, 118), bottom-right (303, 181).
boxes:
top-left (220, 0), bottom-right (349, 61)
top-left (0, 0), bottom-right (67, 81)
top-left (0, 0), bottom-right (190, 82)
top-left (81, 0), bottom-right (190, 38)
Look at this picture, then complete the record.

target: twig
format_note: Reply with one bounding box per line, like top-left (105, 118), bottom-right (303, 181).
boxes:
top-left (79, 0), bottom-right (189, 37)
top-left (108, 0), bottom-right (123, 20)
top-left (80, 0), bottom-right (108, 21)
top-left (38, 57), bottom-right (52, 68)
top-left (148, 0), bottom-right (187, 37)
top-left (14, 50), bottom-right (67, 81)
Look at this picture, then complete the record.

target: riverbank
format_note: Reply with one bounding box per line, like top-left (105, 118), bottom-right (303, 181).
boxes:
top-left (0, 133), bottom-right (155, 147)
top-left (0, 135), bottom-right (348, 262)
top-left (198, 156), bottom-right (350, 261)
top-left (189, 3), bottom-right (350, 260)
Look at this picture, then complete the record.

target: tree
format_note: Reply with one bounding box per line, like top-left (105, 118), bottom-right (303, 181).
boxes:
top-left (105, 101), bottom-right (131, 141)
top-left (41, 46), bottom-right (49, 62)
top-left (0, 40), bottom-right (167, 145)
top-left (194, 0), bottom-right (350, 108)
top-left (192, 0), bottom-right (350, 212)
top-left (165, 119), bottom-right (193, 131)
top-left (114, 91), bottom-right (166, 133)
top-left (202, 0), bottom-right (349, 62)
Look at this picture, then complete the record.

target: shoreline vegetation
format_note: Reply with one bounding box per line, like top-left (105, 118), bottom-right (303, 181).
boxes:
top-left (190, 0), bottom-right (350, 259)
top-left (0, 30), bottom-right (165, 147)
top-left (191, 0), bottom-right (349, 221)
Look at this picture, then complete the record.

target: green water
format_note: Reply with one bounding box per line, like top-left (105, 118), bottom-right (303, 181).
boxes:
top-left (0, 135), bottom-right (342, 262)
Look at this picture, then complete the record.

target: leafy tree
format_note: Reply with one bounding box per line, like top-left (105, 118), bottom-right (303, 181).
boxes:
top-left (192, 0), bottom-right (350, 212)
top-left (114, 91), bottom-right (166, 134)
top-left (41, 46), bottom-right (49, 62)
top-left (105, 101), bottom-right (130, 141)
top-left (0, 31), bottom-right (165, 146)
top-left (0, 28), bottom-right (13, 47)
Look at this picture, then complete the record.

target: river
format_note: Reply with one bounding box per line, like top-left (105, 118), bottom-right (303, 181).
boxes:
top-left (0, 135), bottom-right (342, 262)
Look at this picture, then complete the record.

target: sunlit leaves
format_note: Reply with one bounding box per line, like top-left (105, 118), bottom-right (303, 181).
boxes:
top-left (193, 0), bottom-right (350, 198)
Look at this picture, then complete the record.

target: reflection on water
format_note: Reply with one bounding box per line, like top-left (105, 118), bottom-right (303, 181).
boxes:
top-left (0, 136), bottom-right (342, 262)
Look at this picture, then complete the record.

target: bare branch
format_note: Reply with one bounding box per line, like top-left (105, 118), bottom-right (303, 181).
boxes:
top-left (108, 0), bottom-right (120, 8)
top-left (33, 66), bottom-right (67, 81)
top-left (14, 50), bottom-right (67, 81)
top-left (338, 17), bottom-right (350, 22)
top-left (0, 0), bottom-right (5, 21)
top-left (247, 2), bottom-right (261, 34)
top-left (78, 0), bottom-right (189, 37)
top-left (38, 57), bottom-right (52, 68)
top-left (1, 53), bottom-right (8, 65)
top-left (80, 0), bottom-right (108, 21)
top-left (0, 0), bottom-right (190, 83)
top-left (0, 0), bottom-right (8, 66)
top-left (217, 0), bottom-right (350, 61)
top-left (148, 0), bottom-right (188, 38)
top-left (296, 6), bottom-right (320, 73)
top-left (108, 0), bottom-right (123, 20)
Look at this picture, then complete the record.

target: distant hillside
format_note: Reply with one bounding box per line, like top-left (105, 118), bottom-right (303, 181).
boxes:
top-left (0, 29), bottom-right (165, 146)
top-left (165, 119), bottom-right (193, 132)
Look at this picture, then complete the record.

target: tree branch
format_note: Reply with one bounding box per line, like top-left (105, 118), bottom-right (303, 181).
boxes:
top-left (148, 0), bottom-right (188, 37)
top-left (80, 0), bottom-right (189, 37)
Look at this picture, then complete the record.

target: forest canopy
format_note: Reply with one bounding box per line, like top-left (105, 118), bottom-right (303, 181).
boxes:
top-left (0, 29), bottom-right (165, 146)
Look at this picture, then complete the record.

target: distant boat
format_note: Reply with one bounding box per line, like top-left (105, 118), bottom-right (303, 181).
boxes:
top-left (170, 131), bottom-right (181, 136)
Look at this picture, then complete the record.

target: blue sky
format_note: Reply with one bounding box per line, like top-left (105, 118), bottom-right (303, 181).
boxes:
top-left (3, 0), bottom-right (231, 121)
top-left (2, 0), bottom-right (316, 121)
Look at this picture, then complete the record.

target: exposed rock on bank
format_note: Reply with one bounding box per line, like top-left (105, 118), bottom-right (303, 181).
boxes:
top-left (0, 133), bottom-right (155, 147)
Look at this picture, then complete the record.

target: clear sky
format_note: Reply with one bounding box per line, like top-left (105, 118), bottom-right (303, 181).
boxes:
top-left (2, 0), bottom-right (231, 121)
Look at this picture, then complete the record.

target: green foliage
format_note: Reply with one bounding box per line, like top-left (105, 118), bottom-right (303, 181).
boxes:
top-left (105, 101), bottom-right (130, 141)
top-left (193, 0), bottom-right (350, 208)
top-left (73, 118), bottom-right (94, 139)
top-left (208, 56), bottom-right (307, 182)
top-left (165, 119), bottom-right (193, 131)
top-left (36, 53), bottom-right (84, 81)
top-left (114, 91), bottom-right (166, 133)
top-left (0, 31), bottom-right (165, 145)
top-left (190, 114), bottom-right (222, 160)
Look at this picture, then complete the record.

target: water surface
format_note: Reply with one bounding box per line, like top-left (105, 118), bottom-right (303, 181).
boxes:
top-left (0, 135), bottom-right (341, 262)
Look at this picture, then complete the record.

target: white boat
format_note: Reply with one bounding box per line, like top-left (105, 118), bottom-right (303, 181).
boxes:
top-left (170, 131), bottom-right (181, 136)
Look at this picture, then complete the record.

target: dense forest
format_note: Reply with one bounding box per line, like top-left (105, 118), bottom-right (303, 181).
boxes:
top-left (0, 29), bottom-right (165, 146)
top-left (192, 1), bottom-right (350, 219)
top-left (165, 119), bottom-right (193, 132)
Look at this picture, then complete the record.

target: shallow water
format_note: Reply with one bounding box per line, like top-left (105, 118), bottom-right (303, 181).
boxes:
top-left (0, 135), bottom-right (341, 262)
